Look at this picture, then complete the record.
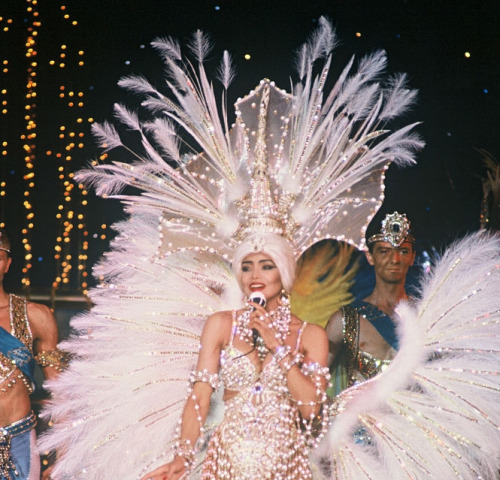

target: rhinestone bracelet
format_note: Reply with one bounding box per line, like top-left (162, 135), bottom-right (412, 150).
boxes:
top-left (173, 439), bottom-right (196, 472)
top-left (273, 345), bottom-right (290, 363)
top-left (189, 369), bottom-right (220, 391)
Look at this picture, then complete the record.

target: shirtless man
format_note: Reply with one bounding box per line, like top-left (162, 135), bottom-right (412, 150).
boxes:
top-left (0, 228), bottom-right (65, 479)
top-left (325, 212), bottom-right (416, 392)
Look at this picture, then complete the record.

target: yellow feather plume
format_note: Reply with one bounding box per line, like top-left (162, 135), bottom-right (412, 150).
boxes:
top-left (291, 240), bottom-right (360, 327)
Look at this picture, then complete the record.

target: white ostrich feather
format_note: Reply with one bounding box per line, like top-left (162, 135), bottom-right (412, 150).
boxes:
top-left (216, 50), bottom-right (236, 89)
top-left (90, 121), bottom-right (122, 152)
top-left (113, 103), bottom-right (141, 131)
top-left (187, 30), bottom-right (213, 64)
top-left (306, 16), bottom-right (336, 64)
top-left (380, 73), bottom-right (418, 120)
top-left (150, 36), bottom-right (181, 61)
top-left (117, 74), bottom-right (159, 97)
top-left (144, 118), bottom-right (181, 162)
top-left (294, 43), bottom-right (308, 80)
top-left (40, 214), bottom-right (235, 479)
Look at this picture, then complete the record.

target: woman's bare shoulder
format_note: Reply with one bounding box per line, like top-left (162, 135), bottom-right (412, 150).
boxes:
top-left (201, 309), bottom-right (239, 347)
top-left (207, 309), bottom-right (235, 323)
top-left (203, 309), bottom-right (239, 333)
top-left (302, 321), bottom-right (328, 340)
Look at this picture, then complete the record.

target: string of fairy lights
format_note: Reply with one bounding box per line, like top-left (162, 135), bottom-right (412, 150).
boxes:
top-left (49, 38), bottom-right (91, 293)
top-left (20, 1), bottom-right (38, 289)
top-left (0, 0), bottom-right (109, 295)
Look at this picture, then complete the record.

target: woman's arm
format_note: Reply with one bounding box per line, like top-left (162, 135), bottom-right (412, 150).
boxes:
top-left (140, 312), bottom-right (228, 480)
top-left (284, 323), bottom-right (329, 419)
top-left (176, 313), bottom-right (226, 445)
top-left (325, 310), bottom-right (344, 368)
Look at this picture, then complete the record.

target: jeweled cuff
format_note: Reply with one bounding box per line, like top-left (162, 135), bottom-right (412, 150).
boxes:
top-left (173, 439), bottom-right (196, 472)
top-left (34, 348), bottom-right (69, 372)
top-left (273, 344), bottom-right (290, 363)
top-left (189, 369), bottom-right (220, 391)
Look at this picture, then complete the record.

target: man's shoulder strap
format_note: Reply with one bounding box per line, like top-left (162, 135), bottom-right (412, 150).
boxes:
top-left (10, 294), bottom-right (33, 350)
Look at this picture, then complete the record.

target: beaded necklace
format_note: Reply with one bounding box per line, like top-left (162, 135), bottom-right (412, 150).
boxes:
top-left (236, 295), bottom-right (292, 360)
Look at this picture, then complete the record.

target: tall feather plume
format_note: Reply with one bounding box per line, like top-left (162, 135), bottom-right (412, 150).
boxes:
top-left (187, 29), bottom-right (213, 63)
top-left (90, 121), bottom-right (122, 152)
top-left (216, 50), bottom-right (236, 89)
top-left (380, 73), bottom-right (418, 120)
top-left (113, 103), bottom-right (141, 131)
top-left (150, 36), bottom-right (181, 61)
top-left (330, 51), bottom-right (387, 114)
top-left (145, 118), bottom-right (181, 162)
top-left (117, 74), bottom-right (160, 97)
top-left (294, 44), bottom-right (308, 80)
top-left (307, 16), bottom-right (336, 64)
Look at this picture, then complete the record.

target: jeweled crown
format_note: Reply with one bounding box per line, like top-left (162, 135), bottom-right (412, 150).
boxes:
top-left (233, 80), bottom-right (296, 243)
top-left (367, 211), bottom-right (415, 247)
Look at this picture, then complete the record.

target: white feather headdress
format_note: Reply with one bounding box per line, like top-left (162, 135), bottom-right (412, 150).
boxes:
top-left (40, 18), bottom-right (425, 480)
top-left (81, 16), bottom-right (423, 259)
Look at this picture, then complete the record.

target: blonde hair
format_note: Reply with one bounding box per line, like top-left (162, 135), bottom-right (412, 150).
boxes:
top-left (232, 234), bottom-right (296, 292)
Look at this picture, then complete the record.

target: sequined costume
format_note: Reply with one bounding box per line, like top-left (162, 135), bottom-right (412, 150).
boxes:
top-left (0, 295), bottom-right (36, 395)
top-left (338, 301), bottom-right (397, 388)
top-left (202, 314), bottom-right (312, 479)
top-left (0, 295), bottom-right (39, 480)
top-left (0, 412), bottom-right (39, 480)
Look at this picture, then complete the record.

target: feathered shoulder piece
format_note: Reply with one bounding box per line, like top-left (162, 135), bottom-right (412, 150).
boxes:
top-left (79, 16), bottom-right (423, 258)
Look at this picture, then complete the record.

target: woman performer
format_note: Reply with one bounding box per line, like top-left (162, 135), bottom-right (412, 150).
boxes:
top-left (142, 233), bottom-right (329, 479)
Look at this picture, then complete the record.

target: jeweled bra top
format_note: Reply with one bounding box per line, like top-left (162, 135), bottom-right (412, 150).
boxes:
top-left (219, 310), bottom-right (306, 394)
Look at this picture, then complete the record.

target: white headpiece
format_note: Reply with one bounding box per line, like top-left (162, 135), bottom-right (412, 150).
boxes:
top-left (79, 17), bottom-right (423, 266)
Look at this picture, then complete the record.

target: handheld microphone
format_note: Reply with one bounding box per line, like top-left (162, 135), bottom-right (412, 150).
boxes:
top-left (248, 291), bottom-right (266, 345)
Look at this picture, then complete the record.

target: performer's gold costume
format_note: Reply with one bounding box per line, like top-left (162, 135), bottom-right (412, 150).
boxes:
top-left (203, 318), bottom-right (312, 479)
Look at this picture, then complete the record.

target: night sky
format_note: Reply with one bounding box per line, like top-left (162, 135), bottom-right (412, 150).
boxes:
top-left (1, 0), bottom-right (499, 292)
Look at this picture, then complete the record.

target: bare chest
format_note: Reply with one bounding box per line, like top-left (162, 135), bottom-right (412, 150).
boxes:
top-left (357, 316), bottom-right (394, 360)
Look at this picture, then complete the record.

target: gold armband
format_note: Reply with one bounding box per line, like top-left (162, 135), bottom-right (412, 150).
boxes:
top-left (34, 348), bottom-right (69, 372)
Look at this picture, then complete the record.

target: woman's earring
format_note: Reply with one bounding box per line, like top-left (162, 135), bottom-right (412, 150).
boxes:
top-left (279, 289), bottom-right (290, 305)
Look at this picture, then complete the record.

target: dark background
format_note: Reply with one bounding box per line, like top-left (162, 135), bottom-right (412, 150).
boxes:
top-left (1, 0), bottom-right (499, 294)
